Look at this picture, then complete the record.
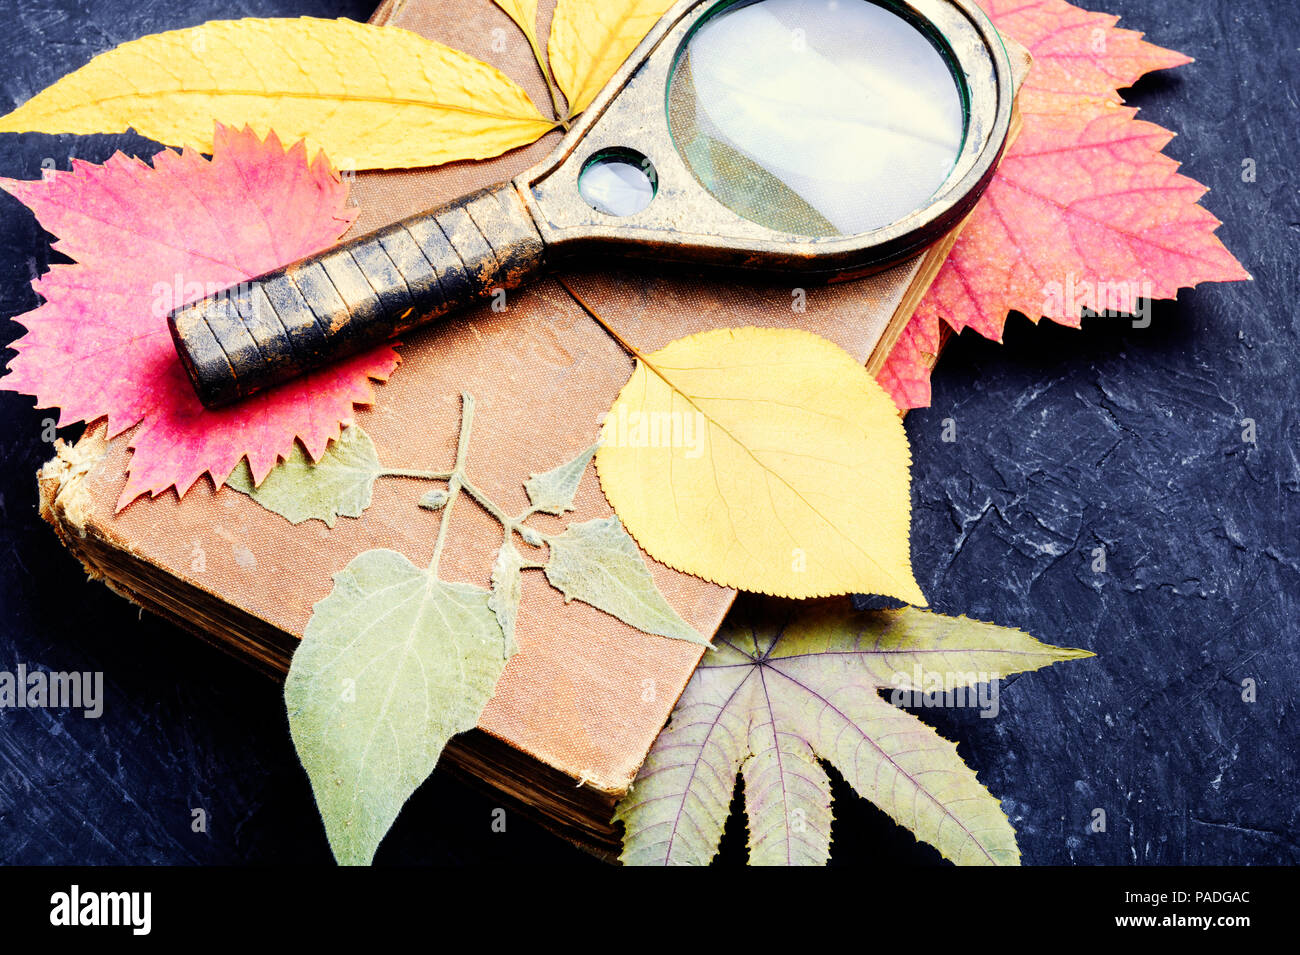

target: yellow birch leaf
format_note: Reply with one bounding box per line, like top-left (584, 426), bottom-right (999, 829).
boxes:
top-left (596, 327), bottom-right (926, 604)
top-left (0, 17), bottom-right (554, 169)
top-left (548, 0), bottom-right (677, 116)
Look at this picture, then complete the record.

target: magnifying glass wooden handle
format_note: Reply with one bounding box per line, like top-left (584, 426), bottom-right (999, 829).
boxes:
top-left (168, 181), bottom-right (544, 408)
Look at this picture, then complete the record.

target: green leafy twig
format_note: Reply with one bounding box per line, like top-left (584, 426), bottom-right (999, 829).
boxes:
top-left (236, 392), bottom-right (707, 865)
top-left (428, 391), bottom-right (477, 575)
top-left (230, 392), bottom-right (704, 647)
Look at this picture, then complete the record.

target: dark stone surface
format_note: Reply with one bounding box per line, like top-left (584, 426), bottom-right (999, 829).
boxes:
top-left (0, 0), bottom-right (1294, 865)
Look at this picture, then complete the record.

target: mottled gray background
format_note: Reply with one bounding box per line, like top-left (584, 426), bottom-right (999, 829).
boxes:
top-left (0, 0), bottom-right (1294, 865)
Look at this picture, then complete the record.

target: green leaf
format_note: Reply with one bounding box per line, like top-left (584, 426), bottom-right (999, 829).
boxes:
top-left (524, 441), bottom-right (598, 515)
top-left (227, 425), bottom-right (382, 527)
top-left (544, 516), bottom-right (706, 645)
top-left (286, 549), bottom-right (511, 866)
top-left (615, 599), bottom-right (1094, 866)
top-left (488, 541), bottom-right (525, 655)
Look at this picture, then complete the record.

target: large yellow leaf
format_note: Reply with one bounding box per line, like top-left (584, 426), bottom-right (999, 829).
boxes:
top-left (548, 0), bottom-right (677, 116)
top-left (0, 17), bottom-right (554, 169)
top-left (596, 328), bottom-right (926, 604)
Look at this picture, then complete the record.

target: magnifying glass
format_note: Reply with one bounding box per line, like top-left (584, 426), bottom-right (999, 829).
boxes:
top-left (171, 0), bottom-right (1013, 408)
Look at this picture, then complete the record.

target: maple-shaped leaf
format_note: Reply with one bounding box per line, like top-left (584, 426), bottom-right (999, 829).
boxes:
top-left (0, 123), bottom-right (398, 508)
top-left (878, 0), bottom-right (1250, 409)
top-left (615, 598), bottom-right (1092, 866)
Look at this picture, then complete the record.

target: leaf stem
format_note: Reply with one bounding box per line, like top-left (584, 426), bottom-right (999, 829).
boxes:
top-left (460, 478), bottom-right (552, 547)
top-left (460, 478), bottom-right (513, 529)
top-left (423, 392), bottom-right (554, 573)
top-left (502, 3), bottom-right (567, 127)
top-left (429, 392), bottom-right (476, 575)
top-left (381, 468), bottom-right (454, 481)
top-left (530, 38), bottom-right (567, 127)
top-left (554, 275), bottom-right (645, 362)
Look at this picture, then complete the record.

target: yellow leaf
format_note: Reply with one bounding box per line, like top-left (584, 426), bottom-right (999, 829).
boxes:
top-left (493, 0), bottom-right (565, 123)
top-left (493, 0), bottom-right (542, 49)
top-left (548, 0), bottom-right (676, 116)
top-left (595, 328), bottom-right (926, 604)
top-left (0, 17), bottom-right (554, 169)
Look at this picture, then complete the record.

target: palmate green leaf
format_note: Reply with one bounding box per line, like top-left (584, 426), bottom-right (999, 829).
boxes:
top-left (524, 441), bottom-right (598, 515)
top-left (286, 548), bottom-right (511, 866)
top-left (545, 516), bottom-right (708, 645)
top-left (227, 424), bottom-right (382, 527)
top-left (615, 598), bottom-right (1094, 866)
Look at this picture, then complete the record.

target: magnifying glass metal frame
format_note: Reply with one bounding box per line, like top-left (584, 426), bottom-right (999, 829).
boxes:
top-left (531, 0), bottom-right (1012, 273)
top-left (170, 0), bottom-right (1013, 408)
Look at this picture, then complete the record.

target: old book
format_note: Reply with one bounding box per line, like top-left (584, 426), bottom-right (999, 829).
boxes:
top-left (35, 0), bottom-right (1030, 858)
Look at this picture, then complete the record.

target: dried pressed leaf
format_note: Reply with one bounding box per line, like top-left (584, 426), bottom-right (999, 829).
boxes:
top-left (596, 327), bottom-right (924, 603)
top-left (524, 441), bottom-right (598, 515)
top-left (616, 599), bottom-right (1094, 865)
top-left (226, 425), bottom-right (382, 527)
top-left (544, 517), bottom-right (707, 645)
top-left (488, 541), bottom-right (526, 653)
top-left (287, 549), bottom-right (511, 865)
top-left (0, 17), bottom-right (554, 169)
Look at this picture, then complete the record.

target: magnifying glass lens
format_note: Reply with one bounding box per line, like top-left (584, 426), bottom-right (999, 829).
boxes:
top-left (668, 0), bottom-right (968, 236)
top-left (579, 149), bottom-right (658, 216)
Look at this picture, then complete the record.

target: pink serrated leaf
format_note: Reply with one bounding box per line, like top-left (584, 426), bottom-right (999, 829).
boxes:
top-left (0, 123), bottom-right (400, 508)
top-left (922, 101), bottom-right (1249, 344)
top-left (986, 0), bottom-right (1192, 110)
top-left (876, 310), bottom-right (942, 411)
top-left (878, 0), bottom-right (1249, 411)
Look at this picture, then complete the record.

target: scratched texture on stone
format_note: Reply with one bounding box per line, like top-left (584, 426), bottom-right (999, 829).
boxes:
top-left (0, 0), bottom-right (1296, 865)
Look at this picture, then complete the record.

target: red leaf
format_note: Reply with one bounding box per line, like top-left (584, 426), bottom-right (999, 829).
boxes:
top-left (878, 0), bottom-right (1250, 410)
top-left (875, 310), bottom-right (942, 412)
top-left (988, 0), bottom-right (1192, 109)
top-left (1, 124), bottom-right (399, 508)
